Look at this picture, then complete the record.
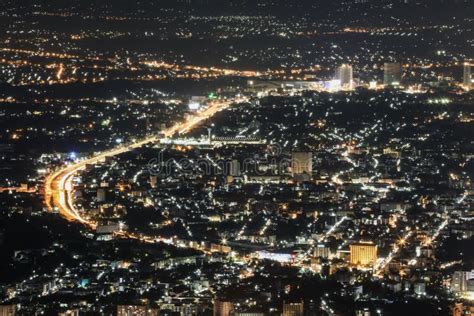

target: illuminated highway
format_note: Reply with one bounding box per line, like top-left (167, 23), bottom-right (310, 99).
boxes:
top-left (296, 216), bottom-right (348, 264)
top-left (44, 99), bottom-right (241, 229)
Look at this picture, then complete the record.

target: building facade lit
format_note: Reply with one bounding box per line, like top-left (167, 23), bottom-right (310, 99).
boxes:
top-left (283, 301), bottom-right (304, 316)
top-left (335, 64), bottom-right (353, 89)
top-left (291, 152), bottom-right (313, 176)
top-left (350, 242), bottom-right (377, 266)
top-left (214, 300), bottom-right (234, 316)
top-left (383, 62), bottom-right (402, 86)
top-left (0, 305), bottom-right (16, 316)
top-left (463, 62), bottom-right (472, 90)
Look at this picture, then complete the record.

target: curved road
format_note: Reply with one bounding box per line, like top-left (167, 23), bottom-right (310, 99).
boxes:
top-left (44, 99), bottom-right (238, 228)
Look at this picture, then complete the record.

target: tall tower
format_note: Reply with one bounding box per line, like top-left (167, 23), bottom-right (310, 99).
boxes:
top-left (291, 152), bottom-right (313, 176)
top-left (335, 64), bottom-right (353, 89)
top-left (213, 300), bottom-right (234, 316)
top-left (0, 305), bottom-right (16, 316)
top-left (383, 62), bottom-right (402, 86)
top-left (283, 301), bottom-right (304, 316)
top-left (463, 62), bottom-right (472, 90)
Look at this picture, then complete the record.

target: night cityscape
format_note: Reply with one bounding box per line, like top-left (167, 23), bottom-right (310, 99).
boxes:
top-left (0, 0), bottom-right (473, 315)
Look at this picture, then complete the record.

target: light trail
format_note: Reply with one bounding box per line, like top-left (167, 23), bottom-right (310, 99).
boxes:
top-left (406, 217), bottom-right (449, 267)
top-left (296, 216), bottom-right (348, 264)
top-left (323, 216), bottom-right (348, 240)
top-left (44, 98), bottom-right (242, 230)
top-left (56, 63), bottom-right (64, 80)
top-left (374, 230), bottom-right (413, 275)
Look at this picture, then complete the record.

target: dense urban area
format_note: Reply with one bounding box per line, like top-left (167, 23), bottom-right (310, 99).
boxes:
top-left (0, 0), bottom-right (473, 315)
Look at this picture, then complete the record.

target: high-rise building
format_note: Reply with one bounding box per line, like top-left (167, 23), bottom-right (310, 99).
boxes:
top-left (463, 62), bottom-right (472, 90)
top-left (227, 159), bottom-right (241, 177)
top-left (383, 62), bottom-right (402, 86)
top-left (335, 64), bottom-right (353, 89)
top-left (314, 244), bottom-right (331, 259)
top-left (350, 242), bottom-right (377, 266)
top-left (282, 301), bottom-right (304, 316)
top-left (214, 300), bottom-right (234, 316)
top-left (291, 152), bottom-right (312, 175)
top-left (97, 188), bottom-right (106, 202)
top-left (149, 175), bottom-right (158, 188)
top-left (453, 302), bottom-right (474, 316)
top-left (0, 305), bottom-right (16, 316)
top-left (451, 270), bottom-right (474, 293)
